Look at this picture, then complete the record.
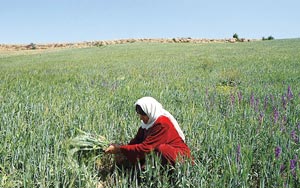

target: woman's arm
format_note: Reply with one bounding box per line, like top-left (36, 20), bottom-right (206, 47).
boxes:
top-left (119, 123), bottom-right (169, 162)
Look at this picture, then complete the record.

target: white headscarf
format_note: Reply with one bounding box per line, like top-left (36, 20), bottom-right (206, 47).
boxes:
top-left (134, 96), bottom-right (185, 141)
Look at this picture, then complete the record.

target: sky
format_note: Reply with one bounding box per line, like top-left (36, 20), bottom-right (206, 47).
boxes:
top-left (1, 0), bottom-right (299, 44)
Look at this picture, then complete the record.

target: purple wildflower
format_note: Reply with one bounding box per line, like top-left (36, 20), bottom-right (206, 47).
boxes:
top-left (290, 156), bottom-right (297, 176)
top-left (264, 96), bottom-right (268, 111)
top-left (258, 112), bottom-right (264, 124)
top-left (291, 130), bottom-right (296, 138)
top-left (273, 107), bottom-right (279, 123)
top-left (280, 116), bottom-right (287, 131)
top-left (255, 98), bottom-right (260, 112)
top-left (280, 164), bottom-right (286, 173)
top-left (291, 130), bottom-right (299, 143)
top-left (282, 115), bottom-right (287, 125)
top-left (275, 146), bottom-right (281, 159)
top-left (250, 93), bottom-right (255, 108)
top-left (287, 85), bottom-right (294, 100)
top-left (238, 91), bottom-right (243, 104)
top-left (230, 93), bottom-right (235, 106)
top-left (236, 144), bottom-right (241, 163)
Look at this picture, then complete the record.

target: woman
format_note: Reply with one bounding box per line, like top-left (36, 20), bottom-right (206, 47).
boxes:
top-left (105, 96), bottom-right (192, 168)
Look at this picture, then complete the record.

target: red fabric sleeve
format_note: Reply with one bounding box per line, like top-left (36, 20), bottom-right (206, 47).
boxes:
top-left (120, 123), bottom-right (169, 163)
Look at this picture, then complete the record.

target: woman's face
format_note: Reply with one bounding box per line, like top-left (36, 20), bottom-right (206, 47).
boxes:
top-left (138, 114), bottom-right (149, 124)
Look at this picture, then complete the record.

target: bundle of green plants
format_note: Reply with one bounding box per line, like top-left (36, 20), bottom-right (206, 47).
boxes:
top-left (67, 129), bottom-right (111, 165)
top-left (65, 129), bottom-right (114, 186)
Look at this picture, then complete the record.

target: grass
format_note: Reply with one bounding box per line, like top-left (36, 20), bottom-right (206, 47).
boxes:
top-left (0, 39), bottom-right (300, 187)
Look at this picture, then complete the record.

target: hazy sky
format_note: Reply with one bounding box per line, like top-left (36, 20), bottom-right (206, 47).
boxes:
top-left (1, 0), bottom-right (299, 44)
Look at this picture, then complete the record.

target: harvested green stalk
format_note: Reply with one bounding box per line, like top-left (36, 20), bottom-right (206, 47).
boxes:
top-left (67, 129), bottom-right (111, 163)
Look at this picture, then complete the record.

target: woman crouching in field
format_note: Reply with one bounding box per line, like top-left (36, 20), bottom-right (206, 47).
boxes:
top-left (105, 96), bottom-right (192, 180)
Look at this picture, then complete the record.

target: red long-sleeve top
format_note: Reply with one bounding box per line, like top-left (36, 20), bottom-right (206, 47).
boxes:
top-left (120, 115), bottom-right (191, 163)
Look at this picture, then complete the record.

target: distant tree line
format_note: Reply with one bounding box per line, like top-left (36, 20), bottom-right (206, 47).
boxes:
top-left (262, 36), bottom-right (274, 40)
top-left (233, 33), bottom-right (274, 41)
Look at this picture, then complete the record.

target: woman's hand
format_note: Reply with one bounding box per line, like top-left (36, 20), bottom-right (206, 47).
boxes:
top-left (105, 144), bottom-right (120, 154)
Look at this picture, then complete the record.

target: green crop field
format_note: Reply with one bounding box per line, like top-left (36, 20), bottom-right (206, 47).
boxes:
top-left (1, 39), bottom-right (300, 187)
